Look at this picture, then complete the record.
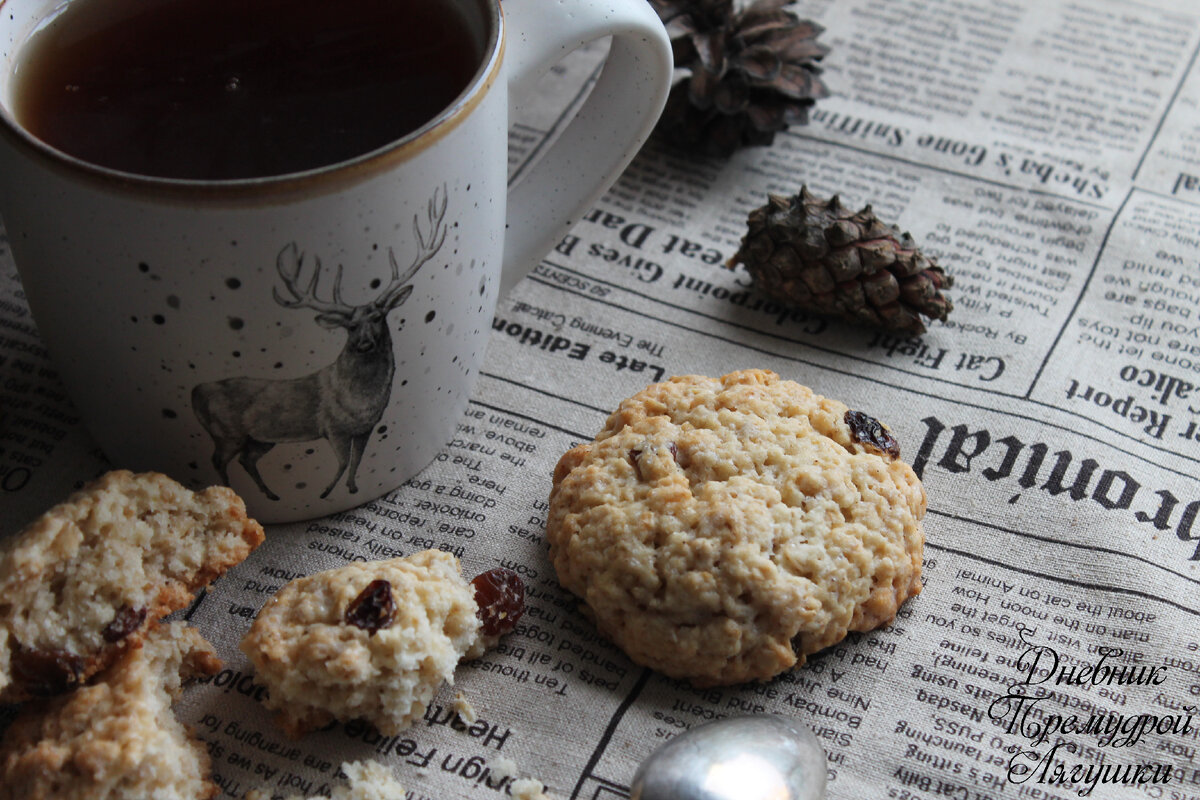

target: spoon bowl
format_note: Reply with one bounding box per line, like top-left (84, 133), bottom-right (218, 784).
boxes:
top-left (630, 714), bottom-right (827, 800)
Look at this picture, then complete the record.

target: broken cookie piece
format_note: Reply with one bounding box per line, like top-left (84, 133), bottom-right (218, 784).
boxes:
top-left (0, 622), bottom-right (222, 800)
top-left (0, 470), bottom-right (265, 703)
top-left (240, 550), bottom-right (487, 737)
top-left (547, 369), bottom-right (926, 686)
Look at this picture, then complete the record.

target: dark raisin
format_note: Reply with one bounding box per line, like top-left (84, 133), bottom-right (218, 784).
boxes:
top-left (344, 579), bottom-right (396, 636)
top-left (628, 449), bottom-right (644, 480)
top-left (630, 443), bottom-right (681, 479)
top-left (471, 568), bottom-right (525, 638)
top-left (102, 604), bottom-right (148, 643)
top-left (845, 409), bottom-right (900, 459)
top-left (12, 646), bottom-right (87, 695)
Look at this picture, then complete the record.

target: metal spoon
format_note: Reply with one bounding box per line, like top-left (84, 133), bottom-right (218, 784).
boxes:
top-left (630, 715), bottom-right (827, 800)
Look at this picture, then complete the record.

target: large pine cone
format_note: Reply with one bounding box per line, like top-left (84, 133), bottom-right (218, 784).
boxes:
top-left (650, 0), bottom-right (830, 157)
top-left (729, 187), bottom-right (954, 334)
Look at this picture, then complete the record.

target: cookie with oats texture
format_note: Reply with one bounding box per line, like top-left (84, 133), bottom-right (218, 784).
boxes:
top-left (547, 369), bottom-right (926, 687)
top-left (0, 470), bottom-right (264, 704)
top-left (0, 622), bottom-right (222, 800)
top-left (239, 550), bottom-right (483, 737)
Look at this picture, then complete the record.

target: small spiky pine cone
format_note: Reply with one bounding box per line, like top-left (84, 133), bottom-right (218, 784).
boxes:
top-left (650, 0), bottom-right (830, 157)
top-left (729, 187), bottom-right (954, 334)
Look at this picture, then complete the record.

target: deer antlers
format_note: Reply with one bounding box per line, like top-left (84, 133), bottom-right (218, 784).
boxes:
top-left (273, 185), bottom-right (448, 314)
top-left (273, 246), bottom-right (351, 315)
top-left (379, 186), bottom-right (448, 310)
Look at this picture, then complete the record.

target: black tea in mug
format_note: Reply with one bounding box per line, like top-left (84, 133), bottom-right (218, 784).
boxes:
top-left (12, 0), bottom-right (481, 180)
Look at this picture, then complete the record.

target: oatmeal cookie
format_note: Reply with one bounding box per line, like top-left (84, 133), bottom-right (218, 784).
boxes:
top-left (547, 369), bottom-right (926, 686)
top-left (240, 550), bottom-right (481, 737)
top-left (0, 470), bottom-right (265, 703)
top-left (0, 621), bottom-right (222, 800)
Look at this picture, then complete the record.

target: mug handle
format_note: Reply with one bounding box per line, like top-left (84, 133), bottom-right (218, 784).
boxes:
top-left (498, 0), bottom-right (672, 295)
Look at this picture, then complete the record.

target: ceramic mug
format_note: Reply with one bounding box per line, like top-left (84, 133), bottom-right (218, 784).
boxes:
top-left (0, 0), bottom-right (671, 523)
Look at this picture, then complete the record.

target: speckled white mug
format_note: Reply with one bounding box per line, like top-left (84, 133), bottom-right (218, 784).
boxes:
top-left (0, 0), bottom-right (670, 522)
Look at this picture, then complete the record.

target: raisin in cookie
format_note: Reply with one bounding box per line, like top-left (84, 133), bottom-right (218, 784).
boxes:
top-left (0, 470), bottom-right (265, 703)
top-left (0, 621), bottom-right (222, 800)
top-left (547, 370), bottom-right (926, 687)
top-left (240, 550), bottom-right (481, 737)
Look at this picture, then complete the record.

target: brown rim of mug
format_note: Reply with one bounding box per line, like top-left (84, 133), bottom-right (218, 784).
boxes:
top-left (0, 0), bottom-right (503, 206)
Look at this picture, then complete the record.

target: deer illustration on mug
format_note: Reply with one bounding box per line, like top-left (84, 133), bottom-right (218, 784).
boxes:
top-left (192, 187), bottom-right (448, 500)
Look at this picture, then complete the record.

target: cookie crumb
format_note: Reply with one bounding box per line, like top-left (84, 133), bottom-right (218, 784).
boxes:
top-left (266, 759), bottom-right (406, 800)
top-left (512, 777), bottom-right (553, 800)
top-left (489, 756), bottom-right (552, 798)
top-left (490, 756), bottom-right (519, 781)
top-left (453, 690), bottom-right (477, 724)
